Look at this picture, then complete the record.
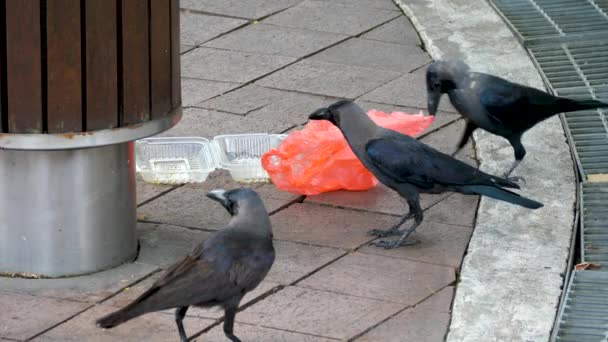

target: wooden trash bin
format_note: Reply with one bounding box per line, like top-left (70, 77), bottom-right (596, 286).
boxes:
top-left (0, 0), bottom-right (181, 277)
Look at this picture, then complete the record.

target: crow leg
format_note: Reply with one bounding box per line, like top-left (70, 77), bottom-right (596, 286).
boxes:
top-left (367, 211), bottom-right (413, 237)
top-left (504, 133), bottom-right (526, 182)
top-left (451, 120), bottom-right (477, 157)
top-left (372, 193), bottom-right (423, 249)
top-left (175, 306), bottom-right (189, 342)
top-left (223, 300), bottom-right (242, 342)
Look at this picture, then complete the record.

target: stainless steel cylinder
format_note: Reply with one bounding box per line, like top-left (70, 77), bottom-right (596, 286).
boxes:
top-left (0, 142), bottom-right (137, 277)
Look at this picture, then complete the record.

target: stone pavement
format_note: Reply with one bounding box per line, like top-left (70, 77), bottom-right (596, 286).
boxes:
top-left (0, 1), bottom-right (479, 341)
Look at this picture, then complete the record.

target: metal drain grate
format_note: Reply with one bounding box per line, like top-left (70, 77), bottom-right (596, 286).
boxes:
top-left (582, 182), bottom-right (608, 263)
top-left (552, 270), bottom-right (608, 342)
top-left (488, 0), bottom-right (608, 340)
top-left (528, 41), bottom-right (608, 177)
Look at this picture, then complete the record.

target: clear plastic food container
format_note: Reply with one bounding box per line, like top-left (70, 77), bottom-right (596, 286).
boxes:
top-left (213, 134), bottom-right (287, 183)
top-left (135, 137), bottom-right (216, 184)
top-left (135, 134), bottom-right (286, 184)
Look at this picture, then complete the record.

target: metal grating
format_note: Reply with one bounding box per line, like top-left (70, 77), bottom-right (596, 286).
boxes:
top-left (582, 182), bottom-right (608, 263)
top-left (552, 270), bottom-right (608, 342)
top-left (528, 41), bottom-right (608, 176)
top-left (488, 0), bottom-right (608, 340)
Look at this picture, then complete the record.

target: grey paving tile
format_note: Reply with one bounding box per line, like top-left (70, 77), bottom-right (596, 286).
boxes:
top-left (358, 286), bottom-right (454, 342)
top-left (238, 286), bottom-right (403, 339)
top-left (0, 263), bottom-right (158, 304)
top-left (257, 60), bottom-right (401, 98)
top-left (136, 222), bottom-right (211, 268)
top-left (269, 203), bottom-right (397, 249)
top-left (0, 293), bottom-right (90, 341)
top-left (180, 45), bottom-right (195, 54)
top-left (136, 175), bottom-right (175, 205)
top-left (103, 271), bottom-right (278, 320)
top-left (201, 322), bottom-right (338, 341)
top-left (309, 37), bottom-right (429, 72)
top-left (203, 23), bottom-right (347, 58)
top-left (355, 100), bottom-right (461, 138)
top-left (255, 183), bottom-right (304, 213)
top-left (138, 171), bottom-right (255, 230)
top-left (181, 47), bottom-right (295, 83)
top-left (314, 0), bottom-right (398, 10)
top-left (263, 1), bottom-right (399, 35)
top-left (159, 107), bottom-right (294, 138)
top-left (359, 221), bottom-right (473, 268)
top-left (181, 78), bottom-right (239, 107)
top-left (424, 193), bottom-right (479, 227)
top-left (268, 240), bottom-right (345, 285)
top-left (305, 183), bottom-right (452, 216)
top-left (418, 119), bottom-right (476, 166)
top-left (361, 67), bottom-right (458, 112)
top-left (199, 85), bottom-right (336, 125)
top-left (299, 252), bottom-right (454, 304)
top-left (33, 304), bottom-right (215, 342)
top-left (181, 0), bottom-right (302, 20)
top-left (180, 12), bottom-right (247, 46)
top-left (361, 16), bottom-right (422, 45)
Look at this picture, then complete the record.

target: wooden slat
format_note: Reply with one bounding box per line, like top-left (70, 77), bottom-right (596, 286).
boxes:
top-left (46, 0), bottom-right (82, 133)
top-left (5, 0), bottom-right (42, 133)
top-left (85, 0), bottom-right (118, 130)
top-left (150, 0), bottom-right (171, 119)
top-left (121, 0), bottom-right (149, 125)
top-left (170, 0), bottom-right (181, 109)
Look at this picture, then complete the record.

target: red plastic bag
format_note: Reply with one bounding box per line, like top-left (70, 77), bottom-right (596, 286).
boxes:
top-left (261, 110), bottom-right (434, 195)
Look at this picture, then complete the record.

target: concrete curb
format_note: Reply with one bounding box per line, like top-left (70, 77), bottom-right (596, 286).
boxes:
top-left (393, 0), bottom-right (576, 341)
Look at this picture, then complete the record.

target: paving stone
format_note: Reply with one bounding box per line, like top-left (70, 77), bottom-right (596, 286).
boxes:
top-left (180, 12), bottom-right (247, 46)
top-left (238, 285), bottom-right (403, 339)
top-left (269, 203), bottom-right (396, 249)
top-left (136, 223), bottom-right (211, 268)
top-left (181, 47), bottom-right (295, 83)
top-left (359, 221), bottom-right (473, 268)
top-left (361, 16), bottom-right (421, 45)
top-left (355, 100), bottom-right (461, 138)
top-left (361, 68), bottom-right (458, 113)
top-left (256, 184), bottom-right (304, 214)
top-left (263, 1), bottom-right (399, 35)
top-left (358, 286), bottom-right (454, 342)
top-left (198, 85), bottom-right (336, 125)
top-left (268, 240), bottom-right (345, 285)
top-left (136, 175), bottom-right (175, 205)
top-left (257, 60), bottom-right (401, 98)
top-left (33, 304), bottom-right (215, 342)
top-left (181, 0), bottom-right (302, 20)
top-left (418, 119), bottom-right (477, 166)
top-left (0, 263), bottom-right (158, 304)
top-left (0, 293), bottom-right (90, 341)
top-left (159, 108), bottom-right (294, 138)
top-left (180, 45), bottom-right (195, 54)
top-left (138, 171), bottom-right (256, 229)
top-left (203, 24), bottom-right (347, 58)
top-left (314, 0), bottom-right (398, 10)
top-left (181, 78), bottom-right (239, 107)
top-left (201, 322), bottom-right (338, 341)
top-left (104, 270), bottom-right (279, 320)
top-left (299, 252), bottom-right (454, 305)
top-left (424, 193), bottom-right (479, 227)
top-left (309, 38), bottom-right (429, 72)
top-left (306, 183), bottom-right (452, 216)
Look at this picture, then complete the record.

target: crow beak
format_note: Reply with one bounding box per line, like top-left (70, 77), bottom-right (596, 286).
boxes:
top-left (308, 108), bottom-right (329, 121)
top-left (427, 91), bottom-right (441, 116)
top-left (206, 189), bottom-right (230, 209)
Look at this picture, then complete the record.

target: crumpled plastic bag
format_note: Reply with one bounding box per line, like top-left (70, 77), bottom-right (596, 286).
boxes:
top-left (261, 110), bottom-right (434, 195)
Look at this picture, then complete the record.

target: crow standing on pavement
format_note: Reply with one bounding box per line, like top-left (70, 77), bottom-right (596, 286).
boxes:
top-left (96, 188), bottom-right (275, 342)
top-left (309, 100), bottom-right (543, 249)
top-left (426, 59), bottom-right (608, 177)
